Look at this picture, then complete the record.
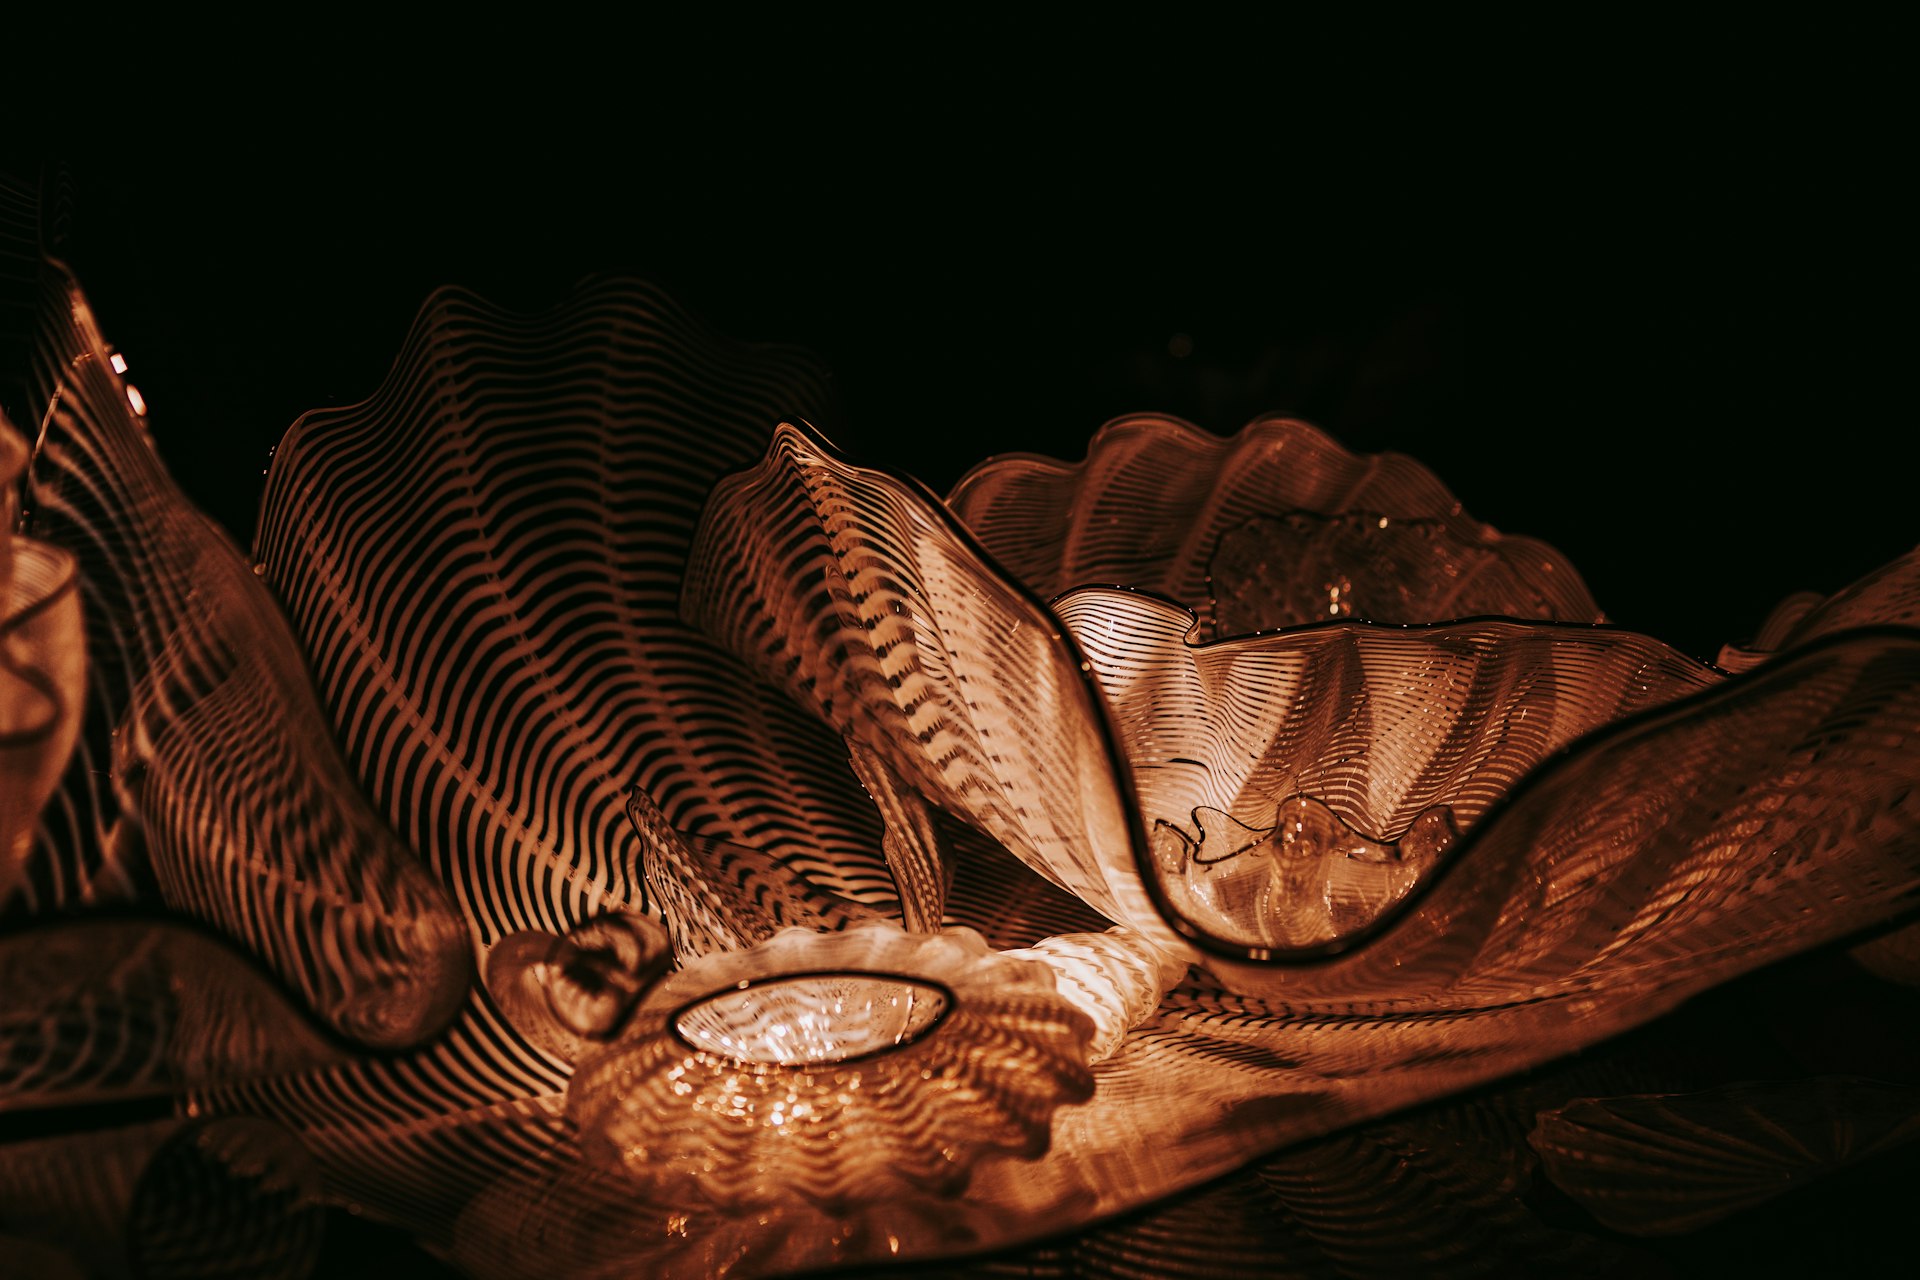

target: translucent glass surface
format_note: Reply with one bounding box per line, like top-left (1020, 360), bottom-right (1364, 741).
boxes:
top-left (674, 973), bottom-right (950, 1064)
top-left (485, 912), bottom-right (673, 1063)
top-left (10, 268), bottom-right (467, 1047)
top-left (948, 414), bottom-right (1604, 637)
top-left (568, 925), bottom-right (1093, 1211)
top-left (3, 210), bottom-right (1917, 1274)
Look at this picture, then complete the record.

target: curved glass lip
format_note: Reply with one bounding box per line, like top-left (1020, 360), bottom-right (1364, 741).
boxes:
top-left (945, 411), bottom-right (1604, 622)
top-left (1078, 595), bottom-right (1920, 964)
top-left (949, 413), bottom-right (1351, 503)
top-left (667, 967), bottom-right (958, 1069)
top-left (697, 420), bottom-right (1920, 968)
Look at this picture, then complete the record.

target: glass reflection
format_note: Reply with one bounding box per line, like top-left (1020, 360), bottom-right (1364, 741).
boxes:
top-left (674, 973), bottom-right (951, 1065)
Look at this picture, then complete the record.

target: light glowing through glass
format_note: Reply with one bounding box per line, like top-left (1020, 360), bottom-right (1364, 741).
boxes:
top-left (673, 973), bottom-right (951, 1065)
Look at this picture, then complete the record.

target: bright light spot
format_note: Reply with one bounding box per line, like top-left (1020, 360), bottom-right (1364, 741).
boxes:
top-left (126, 385), bottom-right (147, 416)
top-left (109, 353), bottom-right (128, 373)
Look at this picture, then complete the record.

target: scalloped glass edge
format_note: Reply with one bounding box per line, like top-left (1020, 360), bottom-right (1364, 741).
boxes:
top-left (4, 254), bottom-right (1918, 1274)
top-left (948, 412), bottom-right (1606, 635)
top-left (689, 418), bottom-right (1920, 988)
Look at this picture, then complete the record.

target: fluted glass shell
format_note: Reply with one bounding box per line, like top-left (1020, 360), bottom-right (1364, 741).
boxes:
top-left (684, 420), bottom-right (1920, 999)
top-left (567, 924), bottom-right (1094, 1211)
top-left (1, 208), bottom-right (1916, 1275)
top-left (1051, 585), bottom-right (1718, 956)
top-left (9, 269), bottom-right (468, 1048)
top-left (681, 422), bottom-right (1176, 951)
top-left (947, 414), bottom-right (1604, 637)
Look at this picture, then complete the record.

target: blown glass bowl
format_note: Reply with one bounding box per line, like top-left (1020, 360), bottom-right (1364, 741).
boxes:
top-left (3, 168), bottom-right (1919, 1276)
top-left (567, 924), bottom-right (1095, 1211)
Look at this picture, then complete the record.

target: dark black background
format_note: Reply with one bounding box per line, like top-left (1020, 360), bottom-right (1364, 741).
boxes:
top-left (12, 16), bottom-right (1913, 661)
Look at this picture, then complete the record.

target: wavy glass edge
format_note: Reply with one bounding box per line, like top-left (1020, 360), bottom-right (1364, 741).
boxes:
top-left (1720, 546), bottom-right (1920, 671)
top-left (7, 237), bottom-right (1912, 1274)
top-left (566, 924), bottom-right (1095, 1212)
top-left (1710, 546), bottom-right (1920, 983)
top-left (681, 418), bottom-right (1180, 954)
top-left (1050, 583), bottom-right (1726, 961)
top-left (693, 418), bottom-right (1883, 982)
top-left (1197, 623), bottom-right (1920, 1000)
top-left (483, 910), bottom-right (674, 1063)
top-left (13, 259), bottom-right (473, 1048)
top-left (946, 412), bottom-right (1605, 636)
top-left (250, 277), bottom-right (887, 952)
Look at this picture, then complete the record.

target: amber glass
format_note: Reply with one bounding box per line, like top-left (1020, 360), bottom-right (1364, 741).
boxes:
top-left (567, 925), bottom-right (1094, 1212)
top-left (3, 220), bottom-right (1917, 1276)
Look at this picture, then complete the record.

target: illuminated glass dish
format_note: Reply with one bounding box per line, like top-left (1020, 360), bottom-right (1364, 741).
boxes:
top-left (3, 162), bottom-right (1919, 1275)
top-left (566, 924), bottom-right (1095, 1211)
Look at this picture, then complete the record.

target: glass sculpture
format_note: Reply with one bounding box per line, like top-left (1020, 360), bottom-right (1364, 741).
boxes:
top-left (3, 169), bottom-right (1918, 1276)
top-left (568, 923), bottom-right (1096, 1210)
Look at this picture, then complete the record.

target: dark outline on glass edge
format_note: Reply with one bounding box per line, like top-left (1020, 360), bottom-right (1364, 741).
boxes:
top-left (667, 967), bottom-right (958, 1069)
top-left (704, 418), bottom-right (1920, 968)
